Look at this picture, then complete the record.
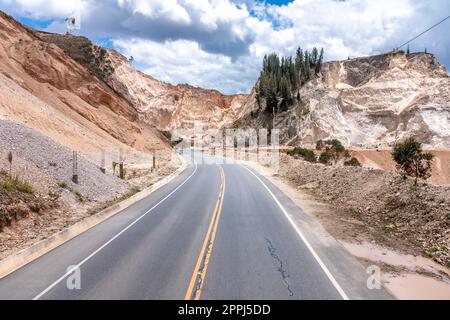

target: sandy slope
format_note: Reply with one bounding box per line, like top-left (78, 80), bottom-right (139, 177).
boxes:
top-left (0, 11), bottom-right (170, 155)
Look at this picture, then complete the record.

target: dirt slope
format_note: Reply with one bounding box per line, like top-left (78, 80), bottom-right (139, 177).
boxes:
top-left (36, 30), bottom-right (248, 137)
top-left (0, 11), bottom-right (169, 154)
top-left (277, 154), bottom-right (450, 267)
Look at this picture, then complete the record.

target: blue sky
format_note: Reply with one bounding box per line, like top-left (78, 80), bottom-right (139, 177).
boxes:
top-left (1, 0), bottom-right (449, 94)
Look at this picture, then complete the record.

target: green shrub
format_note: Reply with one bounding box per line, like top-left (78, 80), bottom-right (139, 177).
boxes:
top-left (316, 140), bottom-right (325, 150)
top-left (319, 151), bottom-right (333, 165)
top-left (392, 138), bottom-right (433, 186)
top-left (325, 139), bottom-right (345, 153)
top-left (58, 181), bottom-right (68, 189)
top-left (344, 157), bottom-right (361, 167)
top-left (287, 147), bottom-right (317, 163)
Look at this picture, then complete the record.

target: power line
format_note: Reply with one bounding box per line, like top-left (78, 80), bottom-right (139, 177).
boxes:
top-left (397, 15), bottom-right (450, 49)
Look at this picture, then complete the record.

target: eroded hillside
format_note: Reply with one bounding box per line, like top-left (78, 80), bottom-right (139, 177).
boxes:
top-left (238, 51), bottom-right (450, 148)
top-left (106, 50), bottom-right (248, 134)
top-left (37, 30), bottom-right (248, 137)
top-left (0, 11), bottom-right (169, 154)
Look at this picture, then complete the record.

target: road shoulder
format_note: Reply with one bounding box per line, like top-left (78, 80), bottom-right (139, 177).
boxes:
top-left (241, 161), bottom-right (394, 300)
top-left (242, 160), bottom-right (450, 300)
top-left (0, 155), bottom-right (188, 279)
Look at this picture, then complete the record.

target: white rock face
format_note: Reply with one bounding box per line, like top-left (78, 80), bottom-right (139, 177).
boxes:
top-left (267, 52), bottom-right (450, 148)
top-left (105, 50), bottom-right (247, 136)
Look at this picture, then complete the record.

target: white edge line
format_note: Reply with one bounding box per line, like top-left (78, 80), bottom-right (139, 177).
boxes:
top-left (33, 163), bottom-right (198, 300)
top-left (240, 164), bottom-right (350, 300)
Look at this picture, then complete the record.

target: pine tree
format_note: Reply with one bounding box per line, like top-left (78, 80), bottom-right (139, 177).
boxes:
top-left (295, 47), bottom-right (303, 70)
top-left (304, 51), bottom-right (311, 81)
top-left (266, 75), bottom-right (278, 114)
top-left (257, 46), bottom-right (324, 115)
top-left (315, 48), bottom-right (324, 74)
top-left (280, 76), bottom-right (292, 111)
top-left (311, 47), bottom-right (319, 66)
top-left (289, 63), bottom-right (294, 88)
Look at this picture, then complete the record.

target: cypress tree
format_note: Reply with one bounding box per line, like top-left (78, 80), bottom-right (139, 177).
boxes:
top-left (311, 47), bottom-right (319, 66)
top-left (315, 48), bottom-right (324, 74)
top-left (257, 47), bottom-right (324, 115)
top-left (304, 51), bottom-right (310, 81)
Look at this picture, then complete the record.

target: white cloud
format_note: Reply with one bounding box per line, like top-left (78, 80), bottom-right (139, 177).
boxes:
top-left (117, 0), bottom-right (191, 24)
top-left (113, 38), bottom-right (257, 94)
top-left (0, 0), bottom-right (449, 94)
top-left (0, 0), bottom-right (87, 19)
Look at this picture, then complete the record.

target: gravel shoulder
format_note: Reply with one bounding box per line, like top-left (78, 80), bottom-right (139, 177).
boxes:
top-left (0, 120), bottom-right (180, 261)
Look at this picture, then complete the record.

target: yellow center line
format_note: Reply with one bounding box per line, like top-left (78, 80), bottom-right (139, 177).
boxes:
top-left (184, 165), bottom-right (226, 300)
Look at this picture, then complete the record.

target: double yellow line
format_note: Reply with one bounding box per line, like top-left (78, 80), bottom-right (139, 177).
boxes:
top-left (184, 165), bottom-right (226, 300)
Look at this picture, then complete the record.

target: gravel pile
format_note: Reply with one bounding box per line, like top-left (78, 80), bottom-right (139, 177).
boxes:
top-left (0, 120), bottom-right (131, 203)
top-left (278, 154), bottom-right (450, 267)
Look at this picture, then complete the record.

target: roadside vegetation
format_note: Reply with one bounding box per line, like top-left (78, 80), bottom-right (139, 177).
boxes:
top-left (1, 152), bottom-right (34, 194)
top-left (344, 157), bottom-right (361, 167)
top-left (0, 171), bottom-right (45, 232)
top-left (318, 151), bottom-right (333, 165)
top-left (285, 137), bottom-right (436, 181)
top-left (286, 139), bottom-right (360, 168)
top-left (1, 175), bottom-right (34, 194)
top-left (279, 151), bottom-right (449, 267)
top-left (392, 138), bottom-right (434, 186)
top-left (281, 137), bottom-right (447, 265)
top-left (287, 147), bottom-right (316, 163)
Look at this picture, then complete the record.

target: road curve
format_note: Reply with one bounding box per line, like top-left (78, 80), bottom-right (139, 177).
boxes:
top-left (0, 151), bottom-right (392, 300)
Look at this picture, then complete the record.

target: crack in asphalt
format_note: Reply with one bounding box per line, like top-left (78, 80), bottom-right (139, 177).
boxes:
top-left (265, 238), bottom-right (294, 297)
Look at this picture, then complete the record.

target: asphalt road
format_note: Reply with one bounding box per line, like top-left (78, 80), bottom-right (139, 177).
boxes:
top-left (0, 151), bottom-right (392, 300)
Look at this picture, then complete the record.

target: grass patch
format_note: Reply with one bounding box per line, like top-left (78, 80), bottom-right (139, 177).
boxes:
top-left (58, 181), bottom-right (68, 189)
top-left (1, 176), bottom-right (34, 194)
top-left (74, 191), bottom-right (83, 202)
top-left (120, 186), bottom-right (141, 201)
